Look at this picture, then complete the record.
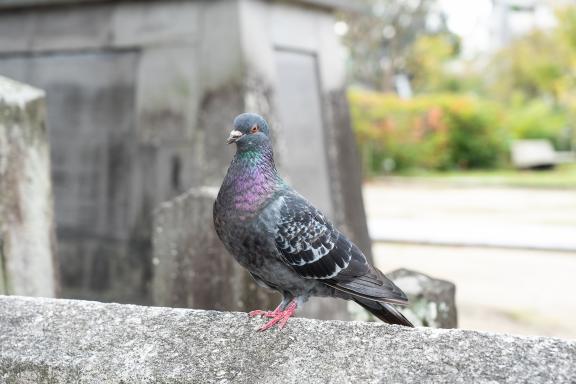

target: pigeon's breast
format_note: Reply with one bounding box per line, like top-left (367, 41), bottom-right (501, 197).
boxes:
top-left (215, 195), bottom-right (333, 297)
top-left (223, 217), bottom-right (276, 269)
top-left (231, 173), bottom-right (278, 214)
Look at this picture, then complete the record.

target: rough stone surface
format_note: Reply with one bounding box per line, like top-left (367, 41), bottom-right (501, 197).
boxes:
top-left (0, 76), bottom-right (58, 297)
top-left (1, 296), bottom-right (575, 383)
top-left (389, 268), bottom-right (458, 328)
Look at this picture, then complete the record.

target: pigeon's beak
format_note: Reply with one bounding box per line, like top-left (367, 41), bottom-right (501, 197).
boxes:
top-left (227, 130), bottom-right (243, 144)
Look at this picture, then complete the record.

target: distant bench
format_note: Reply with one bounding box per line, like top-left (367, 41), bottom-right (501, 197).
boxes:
top-left (511, 139), bottom-right (575, 169)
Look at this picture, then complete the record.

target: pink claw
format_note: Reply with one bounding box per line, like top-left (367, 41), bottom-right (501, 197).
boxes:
top-left (248, 308), bottom-right (280, 318)
top-left (256, 300), bottom-right (297, 332)
top-left (248, 303), bottom-right (283, 319)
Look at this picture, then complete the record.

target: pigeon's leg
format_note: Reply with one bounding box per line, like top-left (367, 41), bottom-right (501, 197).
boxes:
top-left (257, 298), bottom-right (298, 332)
top-left (248, 296), bottom-right (291, 318)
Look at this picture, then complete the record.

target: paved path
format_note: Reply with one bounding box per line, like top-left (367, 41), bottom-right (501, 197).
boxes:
top-left (374, 243), bottom-right (576, 339)
top-left (364, 181), bottom-right (576, 339)
top-left (365, 181), bottom-right (576, 251)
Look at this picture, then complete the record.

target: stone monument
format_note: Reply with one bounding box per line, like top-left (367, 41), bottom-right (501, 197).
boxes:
top-left (0, 75), bottom-right (58, 297)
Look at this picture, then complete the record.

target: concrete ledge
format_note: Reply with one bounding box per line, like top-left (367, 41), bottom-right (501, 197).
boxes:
top-left (1, 296), bottom-right (575, 383)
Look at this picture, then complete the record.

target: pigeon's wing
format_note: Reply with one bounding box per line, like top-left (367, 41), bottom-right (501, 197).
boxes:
top-left (274, 194), bottom-right (407, 304)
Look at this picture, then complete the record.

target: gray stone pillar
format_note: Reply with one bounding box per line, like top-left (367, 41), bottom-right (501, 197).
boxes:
top-left (389, 268), bottom-right (458, 328)
top-left (152, 187), bottom-right (279, 312)
top-left (0, 75), bottom-right (58, 297)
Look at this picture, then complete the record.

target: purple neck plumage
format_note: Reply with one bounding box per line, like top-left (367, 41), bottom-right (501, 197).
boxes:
top-left (222, 144), bottom-right (283, 215)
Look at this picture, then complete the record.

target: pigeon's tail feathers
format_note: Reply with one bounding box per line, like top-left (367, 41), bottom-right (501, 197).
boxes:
top-left (328, 265), bottom-right (409, 305)
top-left (354, 298), bottom-right (414, 327)
top-left (329, 282), bottom-right (408, 305)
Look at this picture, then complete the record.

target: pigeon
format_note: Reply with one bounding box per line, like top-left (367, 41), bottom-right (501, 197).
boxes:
top-left (213, 113), bottom-right (413, 331)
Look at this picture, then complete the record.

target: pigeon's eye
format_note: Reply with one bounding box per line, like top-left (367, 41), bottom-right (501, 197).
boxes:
top-left (250, 125), bottom-right (259, 133)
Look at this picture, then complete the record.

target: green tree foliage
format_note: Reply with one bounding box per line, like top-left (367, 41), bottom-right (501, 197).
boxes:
top-left (339, 0), bottom-right (455, 91)
top-left (486, 6), bottom-right (576, 148)
top-left (504, 99), bottom-right (569, 149)
top-left (489, 30), bottom-right (570, 103)
top-left (405, 34), bottom-right (457, 93)
top-left (347, 5), bottom-right (576, 175)
top-left (554, 7), bottom-right (576, 125)
top-left (349, 90), bottom-right (507, 174)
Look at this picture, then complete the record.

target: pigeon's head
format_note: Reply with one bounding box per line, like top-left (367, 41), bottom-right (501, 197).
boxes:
top-left (227, 113), bottom-right (271, 150)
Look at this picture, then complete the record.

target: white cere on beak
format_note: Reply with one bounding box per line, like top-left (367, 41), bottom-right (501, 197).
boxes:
top-left (227, 130), bottom-right (244, 144)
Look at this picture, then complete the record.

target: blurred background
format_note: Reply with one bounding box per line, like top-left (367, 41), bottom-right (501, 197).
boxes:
top-left (342, 0), bottom-right (576, 339)
top-left (0, 0), bottom-right (574, 339)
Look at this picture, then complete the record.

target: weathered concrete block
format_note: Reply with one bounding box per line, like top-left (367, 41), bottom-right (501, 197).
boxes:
top-left (389, 268), bottom-right (457, 328)
top-left (111, 1), bottom-right (200, 48)
top-left (0, 76), bottom-right (58, 297)
top-left (0, 4), bottom-right (113, 54)
top-left (135, 44), bottom-right (200, 145)
top-left (1, 296), bottom-right (575, 383)
top-left (152, 186), bottom-right (279, 312)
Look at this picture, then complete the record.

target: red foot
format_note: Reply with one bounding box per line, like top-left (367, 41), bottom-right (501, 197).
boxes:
top-left (256, 300), bottom-right (297, 332)
top-left (248, 307), bottom-right (280, 319)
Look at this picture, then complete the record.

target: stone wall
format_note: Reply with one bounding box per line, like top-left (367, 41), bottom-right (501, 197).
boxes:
top-left (1, 296), bottom-right (575, 383)
top-left (389, 268), bottom-right (457, 328)
top-left (0, 76), bottom-right (57, 297)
